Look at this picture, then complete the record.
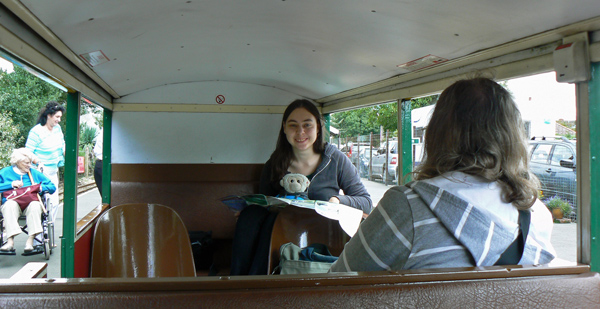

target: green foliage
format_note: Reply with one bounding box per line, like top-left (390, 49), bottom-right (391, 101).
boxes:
top-left (0, 66), bottom-right (67, 146)
top-left (79, 123), bottom-right (97, 148)
top-left (411, 95), bottom-right (438, 109)
top-left (559, 132), bottom-right (576, 140)
top-left (368, 101), bottom-right (398, 133)
top-left (557, 119), bottom-right (576, 131)
top-left (545, 196), bottom-right (572, 217)
top-left (331, 107), bottom-right (380, 137)
top-left (0, 112), bottom-right (22, 167)
top-left (330, 95), bottom-right (438, 138)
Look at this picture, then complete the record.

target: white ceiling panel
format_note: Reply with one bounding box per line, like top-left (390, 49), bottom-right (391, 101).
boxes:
top-left (12, 0), bottom-right (600, 101)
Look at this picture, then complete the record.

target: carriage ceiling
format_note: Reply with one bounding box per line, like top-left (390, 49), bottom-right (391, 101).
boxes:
top-left (5, 0), bottom-right (600, 105)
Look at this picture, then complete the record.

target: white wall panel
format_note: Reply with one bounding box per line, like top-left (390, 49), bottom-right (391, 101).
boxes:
top-left (115, 81), bottom-right (301, 106)
top-left (112, 111), bottom-right (281, 164)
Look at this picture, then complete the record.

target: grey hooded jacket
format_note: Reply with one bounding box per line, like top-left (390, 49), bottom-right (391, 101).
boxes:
top-left (259, 143), bottom-right (372, 214)
top-left (330, 178), bottom-right (555, 272)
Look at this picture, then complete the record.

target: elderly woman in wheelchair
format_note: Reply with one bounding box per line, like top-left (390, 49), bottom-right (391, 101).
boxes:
top-left (0, 148), bottom-right (55, 255)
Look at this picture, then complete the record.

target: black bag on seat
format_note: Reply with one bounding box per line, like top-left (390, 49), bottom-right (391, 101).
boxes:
top-left (189, 230), bottom-right (215, 271)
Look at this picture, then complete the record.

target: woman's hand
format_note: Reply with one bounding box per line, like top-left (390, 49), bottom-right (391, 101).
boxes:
top-left (328, 196), bottom-right (340, 204)
top-left (11, 180), bottom-right (23, 189)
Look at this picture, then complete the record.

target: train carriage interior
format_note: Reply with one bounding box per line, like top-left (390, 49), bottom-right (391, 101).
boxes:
top-left (1, 0), bottom-right (600, 306)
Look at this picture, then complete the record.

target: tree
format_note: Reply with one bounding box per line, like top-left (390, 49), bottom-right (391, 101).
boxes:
top-left (0, 112), bottom-right (22, 167)
top-left (368, 101), bottom-right (398, 134)
top-left (411, 95), bottom-right (438, 109)
top-left (331, 108), bottom-right (379, 138)
top-left (331, 95), bottom-right (438, 139)
top-left (0, 66), bottom-right (67, 146)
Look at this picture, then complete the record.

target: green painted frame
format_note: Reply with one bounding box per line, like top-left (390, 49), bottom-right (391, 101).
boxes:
top-left (400, 99), bottom-right (412, 185)
top-left (589, 61), bottom-right (600, 272)
top-left (61, 91), bottom-right (80, 278)
top-left (101, 109), bottom-right (112, 204)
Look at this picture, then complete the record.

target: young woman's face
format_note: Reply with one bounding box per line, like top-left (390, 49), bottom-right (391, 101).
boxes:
top-left (46, 111), bottom-right (62, 128)
top-left (283, 108), bottom-right (319, 151)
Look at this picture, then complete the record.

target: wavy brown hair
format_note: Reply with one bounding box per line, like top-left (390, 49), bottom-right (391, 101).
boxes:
top-left (414, 77), bottom-right (539, 209)
top-left (268, 99), bottom-right (326, 182)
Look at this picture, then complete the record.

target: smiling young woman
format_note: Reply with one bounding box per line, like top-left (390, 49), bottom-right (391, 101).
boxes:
top-left (230, 99), bottom-right (372, 276)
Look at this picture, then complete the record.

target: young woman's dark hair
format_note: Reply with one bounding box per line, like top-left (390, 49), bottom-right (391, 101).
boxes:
top-left (269, 99), bottom-right (326, 182)
top-left (414, 77), bottom-right (539, 209)
top-left (36, 101), bottom-right (66, 125)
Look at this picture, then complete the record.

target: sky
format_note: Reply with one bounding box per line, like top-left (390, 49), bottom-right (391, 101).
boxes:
top-left (0, 57), bottom-right (576, 121)
top-left (505, 72), bottom-right (576, 121)
top-left (0, 57), bottom-right (13, 73)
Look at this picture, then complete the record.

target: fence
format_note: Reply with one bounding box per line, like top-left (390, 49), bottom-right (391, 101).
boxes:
top-left (331, 131), bottom-right (398, 185)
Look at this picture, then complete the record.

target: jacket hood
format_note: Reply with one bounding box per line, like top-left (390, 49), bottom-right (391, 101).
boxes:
top-left (407, 180), bottom-right (555, 265)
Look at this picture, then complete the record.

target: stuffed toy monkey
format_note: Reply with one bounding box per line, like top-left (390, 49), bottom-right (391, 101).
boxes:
top-left (279, 173), bottom-right (310, 200)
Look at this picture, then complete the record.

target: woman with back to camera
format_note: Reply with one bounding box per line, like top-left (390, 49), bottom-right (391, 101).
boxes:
top-left (26, 101), bottom-right (66, 224)
top-left (231, 99), bottom-right (372, 275)
top-left (330, 77), bottom-right (556, 272)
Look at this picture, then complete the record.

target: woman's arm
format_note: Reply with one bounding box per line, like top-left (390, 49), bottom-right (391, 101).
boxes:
top-left (58, 128), bottom-right (66, 167)
top-left (0, 167), bottom-right (16, 193)
top-left (334, 152), bottom-right (373, 213)
top-left (329, 187), bottom-right (413, 272)
top-left (31, 170), bottom-right (56, 194)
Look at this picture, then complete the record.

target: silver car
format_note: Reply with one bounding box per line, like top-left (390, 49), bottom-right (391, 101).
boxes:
top-left (371, 141), bottom-right (398, 182)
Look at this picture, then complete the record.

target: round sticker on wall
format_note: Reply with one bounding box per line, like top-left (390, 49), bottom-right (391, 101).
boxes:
top-left (216, 95), bottom-right (225, 104)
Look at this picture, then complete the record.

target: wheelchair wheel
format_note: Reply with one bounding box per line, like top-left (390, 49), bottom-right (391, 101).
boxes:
top-left (44, 230), bottom-right (52, 255)
top-left (48, 221), bottom-right (55, 251)
top-left (44, 240), bottom-right (50, 260)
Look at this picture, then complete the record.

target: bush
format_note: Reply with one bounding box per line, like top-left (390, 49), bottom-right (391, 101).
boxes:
top-left (0, 112), bottom-right (22, 167)
top-left (545, 196), bottom-right (572, 217)
top-left (79, 123), bottom-right (97, 148)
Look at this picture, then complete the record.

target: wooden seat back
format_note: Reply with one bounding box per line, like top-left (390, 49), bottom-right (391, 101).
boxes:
top-left (90, 203), bottom-right (196, 278)
top-left (267, 206), bottom-right (349, 274)
top-left (1, 264), bottom-right (598, 307)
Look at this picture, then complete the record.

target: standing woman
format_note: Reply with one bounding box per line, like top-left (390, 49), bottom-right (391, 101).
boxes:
top-left (231, 99), bottom-right (372, 275)
top-left (26, 101), bottom-right (66, 223)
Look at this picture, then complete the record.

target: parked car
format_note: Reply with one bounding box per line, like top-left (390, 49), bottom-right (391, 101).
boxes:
top-left (342, 143), bottom-right (371, 167)
top-left (371, 140), bottom-right (398, 182)
top-left (357, 148), bottom-right (375, 178)
top-left (529, 136), bottom-right (577, 215)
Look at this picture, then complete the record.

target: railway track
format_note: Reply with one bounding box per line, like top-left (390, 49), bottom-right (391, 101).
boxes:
top-left (58, 182), bottom-right (97, 202)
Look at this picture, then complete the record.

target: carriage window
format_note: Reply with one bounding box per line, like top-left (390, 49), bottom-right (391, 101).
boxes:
top-left (531, 144), bottom-right (552, 163)
top-left (550, 145), bottom-right (574, 166)
top-left (506, 72), bottom-right (576, 263)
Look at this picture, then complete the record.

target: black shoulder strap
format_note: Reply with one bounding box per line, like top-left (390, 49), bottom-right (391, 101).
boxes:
top-left (494, 209), bottom-right (531, 265)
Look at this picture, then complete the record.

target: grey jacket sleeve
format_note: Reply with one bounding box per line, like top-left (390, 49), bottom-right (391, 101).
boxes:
top-left (334, 152), bottom-right (373, 214)
top-left (329, 186), bottom-right (413, 272)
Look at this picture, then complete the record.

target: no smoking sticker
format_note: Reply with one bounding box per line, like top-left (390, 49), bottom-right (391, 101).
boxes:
top-left (216, 95), bottom-right (225, 104)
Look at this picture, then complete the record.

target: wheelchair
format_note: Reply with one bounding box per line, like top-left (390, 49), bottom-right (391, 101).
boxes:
top-left (0, 193), bottom-right (55, 260)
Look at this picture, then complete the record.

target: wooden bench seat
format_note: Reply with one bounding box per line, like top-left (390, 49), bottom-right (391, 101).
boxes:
top-left (108, 163), bottom-right (263, 276)
top-left (2, 263), bottom-right (598, 308)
